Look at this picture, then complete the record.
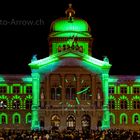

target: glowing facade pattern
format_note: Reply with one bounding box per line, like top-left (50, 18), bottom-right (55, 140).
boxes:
top-left (0, 4), bottom-right (140, 131)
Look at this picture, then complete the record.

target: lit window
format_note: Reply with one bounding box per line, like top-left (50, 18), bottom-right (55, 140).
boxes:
top-left (65, 87), bottom-right (76, 100)
top-left (0, 86), bottom-right (7, 94)
top-left (109, 100), bottom-right (115, 109)
top-left (15, 115), bottom-right (19, 124)
top-left (120, 87), bottom-right (127, 94)
top-left (133, 100), bottom-right (140, 109)
top-left (26, 100), bottom-right (32, 109)
top-left (133, 87), bottom-right (140, 94)
top-left (122, 116), bottom-right (127, 124)
top-left (2, 116), bottom-right (6, 124)
top-left (67, 116), bottom-right (75, 129)
top-left (109, 87), bottom-right (114, 94)
top-left (134, 115), bottom-right (139, 124)
top-left (80, 87), bottom-right (91, 100)
top-left (26, 86), bottom-right (32, 94)
top-left (12, 100), bottom-right (20, 109)
top-left (27, 115), bottom-right (31, 124)
top-left (13, 86), bottom-right (20, 94)
top-left (51, 87), bottom-right (61, 100)
top-left (0, 100), bottom-right (7, 109)
top-left (120, 100), bottom-right (127, 109)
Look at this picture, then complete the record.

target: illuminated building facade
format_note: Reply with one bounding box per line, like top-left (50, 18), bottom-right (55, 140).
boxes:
top-left (0, 4), bottom-right (140, 131)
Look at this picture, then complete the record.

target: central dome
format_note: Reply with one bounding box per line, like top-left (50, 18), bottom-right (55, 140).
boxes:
top-left (50, 4), bottom-right (91, 33)
top-left (50, 17), bottom-right (90, 32)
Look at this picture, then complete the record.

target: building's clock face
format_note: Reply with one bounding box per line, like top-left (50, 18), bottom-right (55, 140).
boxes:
top-left (57, 75), bottom-right (92, 113)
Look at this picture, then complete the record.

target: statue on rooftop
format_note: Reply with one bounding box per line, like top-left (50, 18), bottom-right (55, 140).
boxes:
top-left (31, 54), bottom-right (37, 62)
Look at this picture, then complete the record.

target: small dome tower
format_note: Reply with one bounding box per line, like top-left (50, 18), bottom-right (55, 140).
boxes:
top-left (48, 4), bottom-right (93, 56)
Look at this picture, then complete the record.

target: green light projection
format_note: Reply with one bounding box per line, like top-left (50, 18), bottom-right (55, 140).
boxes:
top-left (51, 18), bottom-right (89, 32)
top-left (118, 95), bottom-right (129, 109)
top-left (11, 95), bottom-right (23, 109)
top-left (0, 84), bottom-right (10, 93)
top-left (50, 32), bottom-right (91, 37)
top-left (58, 86), bottom-right (92, 113)
top-left (0, 113), bottom-right (8, 124)
top-left (0, 76), bottom-right (5, 82)
top-left (23, 95), bottom-right (32, 109)
top-left (109, 85), bottom-right (117, 94)
top-left (118, 84), bottom-right (129, 94)
top-left (23, 84), bottom-right (32, 94)
top-left (110, 112), bottom-right (115, 124)
top-left (0, 95), bottom-right (9, 109)
top-left (130, 95), bottom-right (140, 110)
top-left (26, 112), bottom-right (32, 124)
top-left (11, 84), bottom-right (22, 94)
top-left (132, 113), bottom-right (140, 124)
top-left (22, 77), bottom-right (32, 83)
top-left (31, 73), bottom-right (40, 130)
top-left (101, 73), bottom-right (110, 130)
top-left (120, 113), bottom-right (128, 124)
top-left (29, 6), bottom-right (112, 130)
top-left (12, 112), bottom-right (21, 124)
top-left (130, 85), bottom-right (140, 94)
top-left (52, 42), bottom-right (88, 55)
top-left (109, 95), bottom-right (117, 110)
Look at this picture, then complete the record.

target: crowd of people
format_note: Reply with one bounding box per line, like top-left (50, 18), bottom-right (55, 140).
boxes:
top-left (0, 128), bottom-right (140, 140)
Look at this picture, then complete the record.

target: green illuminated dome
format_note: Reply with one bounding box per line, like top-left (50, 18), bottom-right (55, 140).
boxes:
top-left (51, 17), bottom-right (90, 32)
top-left (50, 4), bottom-right (91, 33)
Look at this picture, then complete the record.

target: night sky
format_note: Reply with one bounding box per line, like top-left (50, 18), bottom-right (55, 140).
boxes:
top-left (0, 1), bottom-right (140, 75)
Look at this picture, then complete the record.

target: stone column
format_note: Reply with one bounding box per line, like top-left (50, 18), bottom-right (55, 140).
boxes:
top-left (31, 72), bottom-right (40, 130)
top-left (61, 74), bottom-right (65, 102)
top-left (101, 73), bottom-right (110, 129)
top-left (46, 75), bottom-right (50, 105)
top-left (91, 75), bottom-right (96, 105)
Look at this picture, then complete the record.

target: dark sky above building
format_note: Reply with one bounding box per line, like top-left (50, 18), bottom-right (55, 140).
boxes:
top-left (0, 0), bottom-right (140, 75)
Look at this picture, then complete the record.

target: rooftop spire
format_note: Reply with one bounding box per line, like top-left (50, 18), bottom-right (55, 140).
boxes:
top-left (65, 3), bottom-right (75, 18)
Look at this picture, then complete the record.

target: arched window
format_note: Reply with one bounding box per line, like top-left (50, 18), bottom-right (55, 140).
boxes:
top-left (120, 113), bottom-right (128, 124)
top-left (133, 100), bottom-right (140, 109)
top-left (122, 116), bottom-right (126, 124)
top-left (25, 113), bottom-right (32, 124)
top-left (132, 113), bottom-right (140, 124)
top-left (0, 113), bottom-right (8, 124)
top-left (120, 100), bottom-right (127, 109)
top-left (110, 114), bottom-right (115, 124)
top-left (67, 115), bottom-right (76, 130)
top-left (27, 115), bottom-right (31, 124)
top-left (1, 116), bottom-right (6, 124)
top-left (26, 100), bottom-right (32, 109)
top-left (12, 113), bottom-right (21, 124)
top-left (109, 100), bottom-right (115, 109)
top-left (0, 100), bottom-right (7, 109)
top-left (134, 115), bottom-right (139, 124)
top-left (12, 100), bottom-right (20, 109)
top-left (81, 115), bottom-right (91, 129)
top-left (51, 87), bottom-right (62, 100)
top-left (51, 115), bottom-right (60, 128)
top-left (15, 115), bottom-right (19, 124)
